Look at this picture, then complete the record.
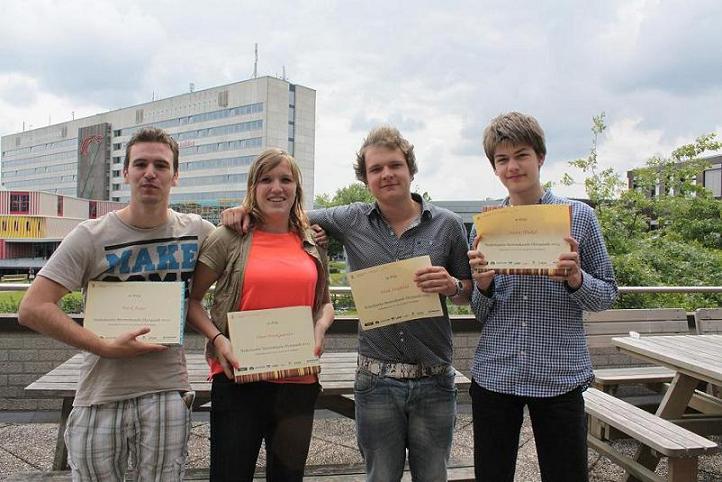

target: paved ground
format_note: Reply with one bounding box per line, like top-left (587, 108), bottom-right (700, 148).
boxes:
top-left (1, 408), bottom-right (720, 481)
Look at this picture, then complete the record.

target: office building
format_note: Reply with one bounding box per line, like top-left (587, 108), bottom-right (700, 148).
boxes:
top-left (1, 77), bottom-right (316, 222)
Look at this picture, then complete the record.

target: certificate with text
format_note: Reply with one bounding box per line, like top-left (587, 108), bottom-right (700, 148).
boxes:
top-left (227, 306), bottom-right (320, 383)
top-left (348, 255), bottom-right (444, 330)
top-left (472, 204), bottom-right (571, 275)
top-left (84, 281), bottom-right (185, 345)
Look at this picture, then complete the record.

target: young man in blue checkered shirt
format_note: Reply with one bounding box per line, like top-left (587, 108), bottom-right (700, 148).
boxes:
top-left (466, 112), bottom-right (618, 482)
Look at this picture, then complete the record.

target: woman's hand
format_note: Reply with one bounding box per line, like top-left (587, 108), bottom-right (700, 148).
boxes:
top-left (213, 334), bottom-right (240, 381)
top-left (313, 303), bottom-right (334, 357)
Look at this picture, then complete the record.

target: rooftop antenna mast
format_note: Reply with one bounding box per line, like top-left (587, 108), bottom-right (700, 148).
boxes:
top-left (253, 43), bottom-right (258, 78)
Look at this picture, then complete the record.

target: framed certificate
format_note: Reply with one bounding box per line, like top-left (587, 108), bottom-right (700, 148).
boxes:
top-left (227, 306), bottom-right (321, 383)
top-left (348, 255), bottom-right (444, 330)
top-left (83, 281), bottom-right (185, 345)
top-left (472, 204), bottom-right (571, 275)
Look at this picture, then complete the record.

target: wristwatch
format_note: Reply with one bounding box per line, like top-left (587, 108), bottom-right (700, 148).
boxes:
top-left (451, 277), bottom-right (464, 297)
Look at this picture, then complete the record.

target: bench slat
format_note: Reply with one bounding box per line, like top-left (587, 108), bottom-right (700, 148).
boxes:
top-left (594, 367), bottom-right (676, 386)
top-left (584, 388), bottom-right (718, 457)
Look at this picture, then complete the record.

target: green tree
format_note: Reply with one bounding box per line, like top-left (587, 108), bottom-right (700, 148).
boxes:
top-left (564, 115), bottom-right (722, 309)
top-left (314, 183), bottom-right (375, 259)
top-left (315, 183), bottom-right (375, 208)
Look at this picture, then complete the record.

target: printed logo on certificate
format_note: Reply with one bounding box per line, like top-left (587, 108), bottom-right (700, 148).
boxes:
top-left (348, 255), bottom-right (444, 330)
top-left (472, 204), bottom-right (571, 276)
top-left (227, 306), bottom-right (321, 384)
top-left (83, 281), bottom-right (185, 345)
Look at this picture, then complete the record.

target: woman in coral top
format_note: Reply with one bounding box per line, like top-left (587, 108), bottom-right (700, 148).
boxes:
top-left (187, 148), bottom-right (334, 482)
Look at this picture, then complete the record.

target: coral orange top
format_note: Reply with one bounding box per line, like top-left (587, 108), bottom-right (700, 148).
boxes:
top-left (209, 230), bottom-right (319, 383)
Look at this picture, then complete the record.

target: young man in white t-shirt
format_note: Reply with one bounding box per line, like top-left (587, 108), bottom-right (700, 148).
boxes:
top-left (19, 128), bottom-right (217, 481)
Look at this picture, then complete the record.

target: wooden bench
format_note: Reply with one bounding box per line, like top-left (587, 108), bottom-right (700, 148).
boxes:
top-left (584, 387), bottom-right (718, 482)
top-left (694, 308), bottom-right (722, 335)
top-left (25, 352), bottom-right (471, 471)
top-left (585, 309), bottom-right (689, 395)
top-left (1, 273), bottom-right (28, 282)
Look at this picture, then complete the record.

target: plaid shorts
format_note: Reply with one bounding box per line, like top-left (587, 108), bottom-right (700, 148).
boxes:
top-left (64, 391), bottom-right (193, 482)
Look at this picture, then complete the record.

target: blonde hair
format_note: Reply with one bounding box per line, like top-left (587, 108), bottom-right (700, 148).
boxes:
top-left (243, 148), bottom-right (308, 234)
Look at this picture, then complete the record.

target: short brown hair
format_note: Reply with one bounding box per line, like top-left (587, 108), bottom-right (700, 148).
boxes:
top-left (243, 148), bottom-right (309, 235)
top-left (124, 127), bottom-right (179, 172)
top-left (483, 112), bottom-right (546, 168)
top-left (354, 126), bottom-right (417, 183)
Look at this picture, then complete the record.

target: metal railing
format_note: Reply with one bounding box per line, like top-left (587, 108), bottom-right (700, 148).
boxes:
top-left (2, 283), bottom-right (721, 294)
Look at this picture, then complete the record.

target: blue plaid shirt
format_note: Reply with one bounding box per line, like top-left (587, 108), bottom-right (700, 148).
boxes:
top-left (470, 190), bottom-right (618, 397)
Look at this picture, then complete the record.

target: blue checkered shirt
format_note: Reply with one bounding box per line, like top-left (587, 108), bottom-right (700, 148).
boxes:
top-left (309, 193), bottom-right (472, 367)
top-left (470, 190), bottom-right (618, 397)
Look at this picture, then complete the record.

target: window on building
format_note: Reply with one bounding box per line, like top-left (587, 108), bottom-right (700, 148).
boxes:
top-left (57, 196), bottom-right (64, 216)
top-left (9, 192), bottom-right (29, 214)
top-left (89, 201), bottom-right (97, 219)
top-left (703, 167), bottom-right (721, 197)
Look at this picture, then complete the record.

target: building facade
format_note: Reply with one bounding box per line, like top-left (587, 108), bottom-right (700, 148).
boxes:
top-left (1, 77), bottom-right (316, 219)
top-left (626, 154), bottom-right (722, 199)
top-left (0, 191), bottom-right (124, 274)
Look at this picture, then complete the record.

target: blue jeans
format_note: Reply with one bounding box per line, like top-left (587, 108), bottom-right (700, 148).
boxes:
top-left (354, 367), bottom-right (457, 482)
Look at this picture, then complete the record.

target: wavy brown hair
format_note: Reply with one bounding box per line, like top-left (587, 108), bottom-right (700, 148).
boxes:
top-left (483, 112), bottom-right (546, 168)
top-left (243, 148), bottom-right (309, 234)
top-left (354, 125), bottom-right (417, 183)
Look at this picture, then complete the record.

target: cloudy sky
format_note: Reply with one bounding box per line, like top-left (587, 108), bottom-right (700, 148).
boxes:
top-left (1, 0), bottom-right (721, 201)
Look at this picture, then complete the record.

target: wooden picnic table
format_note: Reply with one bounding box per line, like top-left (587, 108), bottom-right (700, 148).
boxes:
top-left (612, 335), bottom-right (722, 480)
top-left (26, 352), bottom-right (471, 471)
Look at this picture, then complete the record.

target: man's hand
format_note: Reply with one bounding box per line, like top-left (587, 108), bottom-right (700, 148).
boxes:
top-left (220, 206), bottom-right (252, 234)
top-left (100, 327), bottom-right (167, 358)
top-left (212, 335), bottom-right (241, 381)
top-left (468, 234), bottom-right (495, 293)
top-left (414, 266), bottom-right (457, 296)
top-left (550, 236), bottom-right (583, 289)
top-left (311, 224), bottom-right (328, 248)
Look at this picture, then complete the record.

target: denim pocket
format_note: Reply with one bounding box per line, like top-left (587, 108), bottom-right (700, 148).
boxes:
top-left (433, 369), bottom-right (457, 393)
top-left (354, 369), bottom-right (378, 394)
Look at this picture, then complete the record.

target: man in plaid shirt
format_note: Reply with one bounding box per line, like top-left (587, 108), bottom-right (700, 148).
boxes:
top-left (467, 112), bottom-right (618, 482)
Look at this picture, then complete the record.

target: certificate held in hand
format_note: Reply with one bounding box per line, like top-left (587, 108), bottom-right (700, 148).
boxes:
top-left (472, 204), bottom-right (572, 276)
top-left (227, 306), bottom-right (321, 384)
top-left (348, 255), bottom-right (444, 330)
top-left (83, 281), bottom-right (186, 345)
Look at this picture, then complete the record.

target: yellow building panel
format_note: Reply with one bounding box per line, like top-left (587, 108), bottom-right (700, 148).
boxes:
top-left (0, 215), bottom-right (46, 238)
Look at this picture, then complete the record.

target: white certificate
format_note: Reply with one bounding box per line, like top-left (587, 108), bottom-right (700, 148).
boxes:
top-left (472, 204), bottom-right (572, 275)
top-left (227, 306), bottom-right (320, 383)
top-left (83, 281), bottom-right (185, 345)
top-left (348, 255), bottom-right (444, 330)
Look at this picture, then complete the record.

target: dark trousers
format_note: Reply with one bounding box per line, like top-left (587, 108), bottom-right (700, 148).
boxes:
top-left (210, 375), bottom-right (321, 482)
top-left (469, 380), bottom-right (588, 482)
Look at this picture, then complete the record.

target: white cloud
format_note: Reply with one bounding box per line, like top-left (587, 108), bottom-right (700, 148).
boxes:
top-left (2, 0), bottom-right (722, 202)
